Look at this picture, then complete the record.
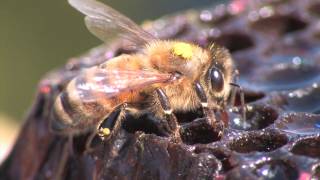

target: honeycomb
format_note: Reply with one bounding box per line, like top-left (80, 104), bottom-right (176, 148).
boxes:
top-left (1, 0), bottom-right (320, 179)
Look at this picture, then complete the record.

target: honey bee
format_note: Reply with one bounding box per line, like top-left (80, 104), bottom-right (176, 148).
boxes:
top-left (51, 0), bottom-right (234, 143)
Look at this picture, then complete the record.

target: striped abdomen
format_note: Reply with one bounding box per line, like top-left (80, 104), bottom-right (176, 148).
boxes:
top-left (51, 76), bottom-right (115, 135)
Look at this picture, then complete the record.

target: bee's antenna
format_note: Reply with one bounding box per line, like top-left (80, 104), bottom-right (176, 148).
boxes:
top-left (229, 82), bottom-right (237, 107)
top-left (229, 69), bottom-right (246, 122)
top-left (229, 69), bottom-right (240, 107)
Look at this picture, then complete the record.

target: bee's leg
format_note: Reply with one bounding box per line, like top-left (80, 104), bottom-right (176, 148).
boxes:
top-left (53, 135), bottom-right (73, 180)
top-left (84, 131), bottom-right (98, 154)
top-left (99, 104), bottom-right (127, 141)
top-left (229, 83), bottom-right (237, 107)
top-left (194, 82), bottom-right (224, 137)
top-left (84, 104), bottom-right (127, 154)
top-left (230, 69), bottom-right (247, 122)
top-left (229, 82), bottom-right (246, 122)
top-left (156, 88), bottom-right (181, 142)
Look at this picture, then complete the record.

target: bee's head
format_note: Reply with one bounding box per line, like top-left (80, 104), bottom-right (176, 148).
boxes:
top-left (169, 41), bottom-right (234, 108)
top-left (201, 44), bottom-right (234, 108)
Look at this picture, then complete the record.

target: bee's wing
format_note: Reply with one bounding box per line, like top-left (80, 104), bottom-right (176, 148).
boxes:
top-left (74, 68), bottom-right (172, 102)
top-left (69, 0), bottom-right (156, 46)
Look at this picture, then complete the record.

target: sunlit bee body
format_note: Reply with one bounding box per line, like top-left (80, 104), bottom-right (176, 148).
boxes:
top-left (51, 0), bottom-right (234, 138)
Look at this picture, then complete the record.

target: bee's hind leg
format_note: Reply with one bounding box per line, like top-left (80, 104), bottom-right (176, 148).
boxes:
top-left (84, 131), bottom-right (98, 154)
top-left (84, 104), bottom-right (127, 154)
top-left (52, 135), bottom-right (73, 180)
top-left (156, 88), bottom-right (181, 142)
top-left (194, 82), bottom-right (224, 137)
top-left (99, 104), bottom-right (127, 141)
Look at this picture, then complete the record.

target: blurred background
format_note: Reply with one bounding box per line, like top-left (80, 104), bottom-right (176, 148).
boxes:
top-left (0, 0), bottom-right (227, 162)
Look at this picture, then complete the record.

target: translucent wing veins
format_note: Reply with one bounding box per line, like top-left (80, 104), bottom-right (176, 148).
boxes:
top-left (68, 0), bottom-right (156, 45)
top-left (75, 69), bottom-right (173, 103)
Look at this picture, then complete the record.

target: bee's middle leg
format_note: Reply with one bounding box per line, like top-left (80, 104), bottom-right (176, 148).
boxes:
top-left (156, 88), bottom-right (181, 142)
top-left (194, 82), bottom-right (224, 137)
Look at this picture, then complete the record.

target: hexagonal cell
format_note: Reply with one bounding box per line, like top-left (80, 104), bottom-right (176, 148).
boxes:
top-left (209, 32), bottom-right (255, 52)
top-left (122, 113), bottom-right (170, 137)
top-left (230, 89), bottom-right (265, 106)
top-left (232, 52), bottom-right (259, 76)
top-left (114, 46), bottom-right (137, 57)
top-left (229, 104), bottom-right (278, 131)
top-left (253, 160), bottom-right (299, 180)
top-left (225, 167), bottom-right (257, 179)
top-left (180, 118), bottom-right (222, 145)
top-left (243, 90), bottom-right (266, 104)
top-left (194, 146), bottom-right (236, 172)
top-left (250, 15), bottom-right (308, 35)
top-left (282, 85), bottom-right (320, 114)
top-left (146, 16), bottom-right (189, 39)
top-left (199, 4), bottom-right (234, 25)
top-left (308, 2), bottom-right (320, 17)
top-left (313, 22), bottom-right (320, 40)
top-left (228, 131), bottom-right (288, 153)
top-left (175, 108), bottom-right (204, 123)
top-left (246, 60), bottom-right (320, 91)
top-left (291, 136), bottom-right (320, 158)
top-left (267, 0), bottom-right (292, 5)
top-left (275, 113), bottom-right (320, 135)
top-left (187, 153), bottom-right (222, 178)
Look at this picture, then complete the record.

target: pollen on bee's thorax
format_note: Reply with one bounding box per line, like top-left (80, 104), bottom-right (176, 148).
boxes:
top-left (172, 42), bottom-right (193, 60)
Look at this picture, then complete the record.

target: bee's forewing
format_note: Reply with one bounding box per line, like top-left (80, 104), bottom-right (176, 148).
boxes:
top-left (69, 0), bottom-right (156, 45)
top-left (74, 68), bottom-right (172, 103)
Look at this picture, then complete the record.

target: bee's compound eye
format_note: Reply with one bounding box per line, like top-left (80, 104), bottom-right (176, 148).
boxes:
top-left (210, 67), bottom-right (224, 92)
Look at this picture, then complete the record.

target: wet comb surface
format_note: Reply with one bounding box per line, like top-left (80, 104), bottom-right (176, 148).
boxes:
top-left (2, 0), bottom-right (320, 179)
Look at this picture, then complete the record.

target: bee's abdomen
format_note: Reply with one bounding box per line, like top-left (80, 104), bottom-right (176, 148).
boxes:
top-left (51, 81), bottom-right (112, 134)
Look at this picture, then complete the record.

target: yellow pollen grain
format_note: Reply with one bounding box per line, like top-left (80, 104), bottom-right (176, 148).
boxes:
top-left (100, 128), bottom-right (111, 136)
top-left (173, 42), bottom-right (193, 60)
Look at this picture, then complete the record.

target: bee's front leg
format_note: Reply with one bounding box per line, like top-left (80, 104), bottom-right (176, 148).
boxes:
top-left (194, 82), bottom-right (224, 137)
top-left (156, 88), bottom-right (181, 142)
